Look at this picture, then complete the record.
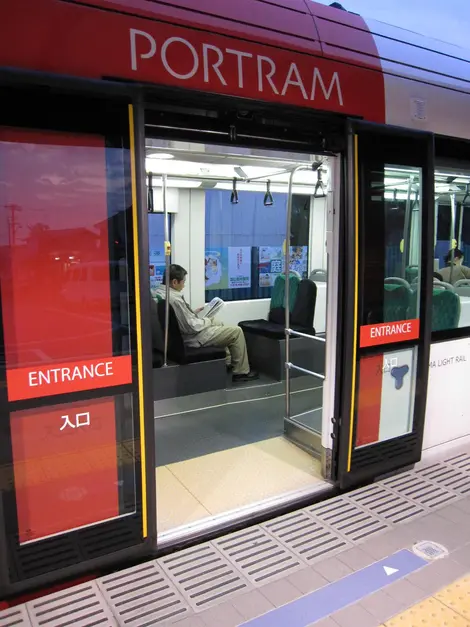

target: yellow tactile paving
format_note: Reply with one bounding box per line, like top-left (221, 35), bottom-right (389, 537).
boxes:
top-left (437, 576), bottom-right (470, 621)
top-left (384, 596), bottom-right (470, 626)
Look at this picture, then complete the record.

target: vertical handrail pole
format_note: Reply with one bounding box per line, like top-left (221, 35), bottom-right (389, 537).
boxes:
top-left (163, 174), bottom-right (170, 367)
top-left (402, 177), bottom-right (413, 278)
top-left (450, 193), bottom-right (457, 284)
top-left (458, 201), bottom-right (464, 250)
top-left (284, 165), bottom-right (305, 421)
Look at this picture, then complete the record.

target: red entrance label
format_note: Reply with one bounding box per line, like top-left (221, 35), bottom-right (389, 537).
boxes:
top-left (6, 355), bottom-right (132, 401)
top-left (360, 319), bottom-right (420, 348)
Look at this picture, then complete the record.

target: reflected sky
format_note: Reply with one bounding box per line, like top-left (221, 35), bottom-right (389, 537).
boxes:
top-left (314, 0), bottom-right (470, 50)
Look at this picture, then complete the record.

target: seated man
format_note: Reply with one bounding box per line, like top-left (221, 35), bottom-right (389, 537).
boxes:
top-left (156, 264), bottom-right (258, 382)
top-left (439, 248), bottom-right (470, 284)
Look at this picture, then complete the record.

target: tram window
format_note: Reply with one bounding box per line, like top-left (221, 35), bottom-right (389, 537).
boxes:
top-left (433, 168), bottom-right (470, 332)
top-left (0, 117), bottom-right (138, 547)
top-left (361, 164), bottom-right (422, 326)
top-left (205, 191), bottom-right (310, 302)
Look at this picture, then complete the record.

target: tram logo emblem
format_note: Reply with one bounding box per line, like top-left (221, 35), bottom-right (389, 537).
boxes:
top-left (390, 365), bottom-right (409, 390)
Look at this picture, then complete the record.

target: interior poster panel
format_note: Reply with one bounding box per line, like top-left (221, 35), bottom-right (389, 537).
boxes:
top-left (258, 245), bottom-right (308, 287)
top-left (423, 338), bottom-right (470, 450)
top-left (0, 128), bottom-right (132, 401)
top-left (205, 247), bottom-right (251, 290)
top-left (10, 397), bottom-right (122, 544)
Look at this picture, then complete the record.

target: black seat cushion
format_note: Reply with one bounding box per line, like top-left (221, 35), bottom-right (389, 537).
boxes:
top-left (157, 300), bottom-right (225, 364)
top-left (149, 295), bottom-right (164, 368)
top-left (185, 345), bottom-right (226, 363)
top-left (291, 279), bottom-right (317, 328)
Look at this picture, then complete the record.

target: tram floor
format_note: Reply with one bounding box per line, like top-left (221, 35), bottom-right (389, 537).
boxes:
top-left (154, 375), bottom-right (326, 534)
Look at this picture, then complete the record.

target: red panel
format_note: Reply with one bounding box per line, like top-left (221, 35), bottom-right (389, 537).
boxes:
top-left (10, 397), bottom-right (119, 544)
top-left (7, 355), bottom-right (132, 402)
top-left (0, 0), bottom-right (385, 122)
top-left (68, 0), bottom-right (321, 55)
top-left (355, 354), bottom-right (383, 447)
top-left (360, 319), bottom-right (420, 348)
top-left (0, 128), bottom-right (115, 381)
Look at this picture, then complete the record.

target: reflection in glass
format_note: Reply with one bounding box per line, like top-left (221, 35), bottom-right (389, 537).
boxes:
top-left (363, 164), bottom-right (422, 326)
top-left (433, 168), bottom-right (470, 331)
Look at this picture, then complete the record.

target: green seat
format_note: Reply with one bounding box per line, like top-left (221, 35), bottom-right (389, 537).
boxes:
top-left (405, 266), bottom-right (419, 285)
top-left (432, 289), bottom-right (460, 331)
top-left (270, 273), bottom-right (300, 314)
top-left (384, 284), bottom-right (411, 322)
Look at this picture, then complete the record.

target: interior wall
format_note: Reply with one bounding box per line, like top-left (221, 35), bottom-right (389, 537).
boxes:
top-left (170, 187), bottom-right (329, 330)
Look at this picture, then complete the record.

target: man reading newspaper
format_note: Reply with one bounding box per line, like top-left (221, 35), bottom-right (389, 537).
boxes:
top-left (156, 264), bottom-right (258, 382)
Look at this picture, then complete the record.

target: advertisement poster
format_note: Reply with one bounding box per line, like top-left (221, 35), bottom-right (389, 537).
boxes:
top-left (149, 247), bottom-right (165, 297)
top-left (258, 246), bottom-right (308, 287)
top-left (205, 247), bottom-right (251, 290)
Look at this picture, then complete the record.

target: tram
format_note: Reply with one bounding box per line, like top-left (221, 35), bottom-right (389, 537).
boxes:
top-left (1, 0), bottom-right (470, 599)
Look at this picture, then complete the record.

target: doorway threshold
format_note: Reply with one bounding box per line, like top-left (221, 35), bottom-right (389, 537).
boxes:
top-left (156, 480), bottom-right (334, 551)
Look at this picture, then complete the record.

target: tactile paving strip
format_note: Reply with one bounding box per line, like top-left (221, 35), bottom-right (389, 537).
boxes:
top-left (347, 483), bottom-right (426, 525)
top-left (436, 575), bottom-right (470, 620)
top-left (213, 525), bottom-right (303, 585)
top-left (385, 596), bottom-right (469, 626)
top-left (98, 560), bottom-right (190, 625)
top-left (27, 581), bottom-right (117, 627)
top-left (416, 462), bottom-right (470, 495)
top-left (382, 472), bottom-right (459, 509)
top-left (308, 497), bottom-right (390, 543)
top-left (159, 542), bottom-right (250, 611)
top-left (0, 606), bottom-right (31, 627)
top-left (263, 510), bottom-right (351, 564)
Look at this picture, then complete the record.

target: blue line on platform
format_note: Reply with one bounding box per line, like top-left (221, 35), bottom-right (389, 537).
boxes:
top-left (241, 549), bottom-right (428, 627)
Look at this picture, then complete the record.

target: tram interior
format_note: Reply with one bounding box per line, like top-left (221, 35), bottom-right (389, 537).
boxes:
top-left (146, 138), bottom-right (470, 538)
top-left (146, 140), bottom-right (332, 536)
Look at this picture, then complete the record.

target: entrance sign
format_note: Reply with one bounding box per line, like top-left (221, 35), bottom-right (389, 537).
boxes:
top-left (7, 355), bottom-right (133, 401)
top-left (360, 319), bottom-right (420, 348)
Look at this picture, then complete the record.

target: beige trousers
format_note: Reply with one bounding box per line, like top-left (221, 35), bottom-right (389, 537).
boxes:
top-left (200, 324), bottom-right (250, 375)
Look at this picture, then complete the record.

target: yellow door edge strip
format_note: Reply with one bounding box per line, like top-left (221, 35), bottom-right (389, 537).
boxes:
top-left (128, 104), bottom-right (148, 538)
top-left (347, 134), bottom-right (359, 472)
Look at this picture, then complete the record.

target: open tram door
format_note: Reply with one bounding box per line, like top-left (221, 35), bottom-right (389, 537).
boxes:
top-left (335, 121), bottom-right (435, 489)
top-left (282, 157), bottom-right (341, 477)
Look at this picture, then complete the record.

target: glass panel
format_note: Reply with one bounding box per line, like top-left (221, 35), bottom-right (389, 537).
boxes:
top-left (204, 191), bottom-right (310, 302)
top-left (0, 102), bottom-right (141, 574)
top-left (0, 128), bottom-right (132, 386)
top-left (360, 164), bottom-right (422, 348)
top-left (433, 167), bottom-right (470, 332)
top-left (355, 347), bottom-right (417, 447)
top-left (10, 393), bottom-right (135, 544)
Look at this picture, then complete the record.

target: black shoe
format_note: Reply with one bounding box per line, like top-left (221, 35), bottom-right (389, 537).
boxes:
top-left (232, 370), bottom-right (259, 383)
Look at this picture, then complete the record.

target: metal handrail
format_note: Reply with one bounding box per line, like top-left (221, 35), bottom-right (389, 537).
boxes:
top-left (287, 328), bottom-right (326, 343)
top-left (284, 164), bottom-right (326, 421)
top-left (163, 173), bottom-right (170, 367)
top-left (287, 362), bottom-right (325, 381)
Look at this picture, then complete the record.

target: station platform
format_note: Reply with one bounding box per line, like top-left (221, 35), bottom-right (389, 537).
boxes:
top-left (2, 442), bottom-right (470, 627)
